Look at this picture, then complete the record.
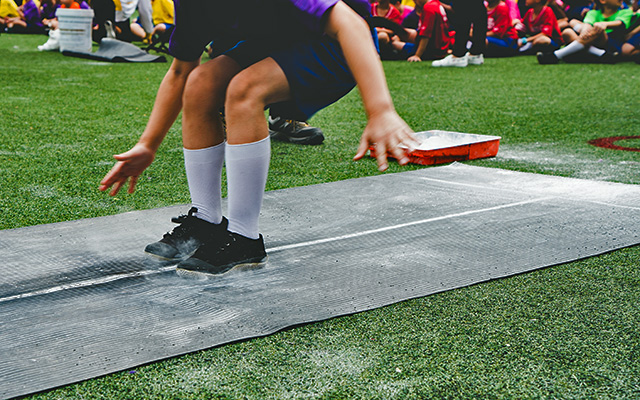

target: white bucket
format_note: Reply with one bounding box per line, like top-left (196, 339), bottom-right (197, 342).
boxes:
top-left (56, 8), bottom-right (94, 53)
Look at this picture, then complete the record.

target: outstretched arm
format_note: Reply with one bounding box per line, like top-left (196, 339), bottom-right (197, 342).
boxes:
top-left (325, 1), bottom-right (418, 171)
top-left (99, 58), bottom-right (200, 195)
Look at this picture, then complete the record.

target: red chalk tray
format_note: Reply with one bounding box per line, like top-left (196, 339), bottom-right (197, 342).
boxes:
top-left (370, 130), bottom-right (501, 166)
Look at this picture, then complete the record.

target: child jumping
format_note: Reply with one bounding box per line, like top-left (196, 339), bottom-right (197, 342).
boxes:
top-left (99, 0), bottom-right (418, 276)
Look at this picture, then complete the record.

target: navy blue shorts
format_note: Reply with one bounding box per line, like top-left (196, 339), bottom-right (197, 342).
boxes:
top-left (628, 32), bottom-right (640, 48)
top-left (606, 36), bottom-right (624, 52)
top-left (223, 32), bottom-right (376, 121)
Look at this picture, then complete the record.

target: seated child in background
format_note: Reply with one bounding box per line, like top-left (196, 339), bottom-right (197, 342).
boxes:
top-left (391, 0), bottom-right (454, 61)
top-left (516, 0), bottom-right (564, 53)
top-left (504, 0), bottom-right (523, 26)
top-left (130, 0), bottom-right (173, 42)
top-left (563, 0), bottom-right (594, 22)
top-left (486, 0), bottom-right (520, 56)
top-left (2, 0), bottom-right (45, 33)
top-left (0, 0), bottom-right (19, 29)
top-left (390, 0), bottom-right (414, 23)
top-left (537, 0), bottom-right (632, 63)
top-left (621, 13), bottom-right (640, 61)
top-left (372, 0), bottom-right (403, 46)
top-left (41, 0), bottom-right (59, 28)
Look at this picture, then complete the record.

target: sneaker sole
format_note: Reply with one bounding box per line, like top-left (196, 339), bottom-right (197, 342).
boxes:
top-left (144, 247), bottom-right (199, 264)
top-left (175, 256), bottom-right (268, 279)
top-left (269, 130), bottom-right (324, 145)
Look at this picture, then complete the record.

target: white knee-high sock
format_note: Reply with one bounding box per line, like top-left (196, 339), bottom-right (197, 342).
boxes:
top-left (183, 142), bottom-right (225, 224)
top-left (225, 137), bottom-right (270, 239)
top-left (588, 46), bottom-right (606, 56)
top-left (554, 41), bottom-right (585, 59)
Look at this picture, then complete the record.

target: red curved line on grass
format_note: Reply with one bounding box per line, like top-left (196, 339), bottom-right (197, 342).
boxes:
top-left (588, 136), bottom-right (640, 152)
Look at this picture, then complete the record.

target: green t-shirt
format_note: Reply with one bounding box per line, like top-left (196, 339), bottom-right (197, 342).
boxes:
top-left (583, 8), bottom-right (633, 32)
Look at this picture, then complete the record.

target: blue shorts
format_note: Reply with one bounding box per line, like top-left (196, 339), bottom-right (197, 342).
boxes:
top-left (486, 36), bottom-right (518, 56)
top-left (626, 32), bottom-right (640, 48)
top-left (223, 31), bottom-right (377, 121)
top-left (606, 36), bottom-right (624, 52)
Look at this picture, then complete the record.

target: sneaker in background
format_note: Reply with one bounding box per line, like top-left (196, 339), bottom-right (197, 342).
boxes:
top-left (536, 51), bottom-right (559, 64)
top-left (38, 29), bottom-right (60, 51)
top-left (268, 116), bottom-right (325, 145)
top-left (145, 207), bottom-right (228, 262)
top-left (466, 53), bottom-right (484, 65)
top-left (432, 54), bottom-right (468, 67)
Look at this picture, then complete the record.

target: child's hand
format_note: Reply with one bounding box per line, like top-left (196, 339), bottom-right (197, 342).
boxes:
top-left (354, 111), bottom-right (419, 172)
top-left (99, 144), bottom-right (155, 196)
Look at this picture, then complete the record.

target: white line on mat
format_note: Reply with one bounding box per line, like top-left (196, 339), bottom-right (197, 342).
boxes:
top-left (268, 197), bottom-right (552, 252)
top-left (0, 197), bottom-right (550, 304)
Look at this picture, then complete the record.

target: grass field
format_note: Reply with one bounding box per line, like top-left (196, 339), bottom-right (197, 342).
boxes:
top-left (1, 34), bottom-right (639, 399)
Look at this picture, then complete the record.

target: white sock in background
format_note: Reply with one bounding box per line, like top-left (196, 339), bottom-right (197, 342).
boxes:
top-left (554, 41), bottom-right (585, 59)
top-left (183, 142), bottom-right (226, 224)
top-left (225, 137), bottom-right (271, 239)
top-left (588, 46), bottom-right (606, 56)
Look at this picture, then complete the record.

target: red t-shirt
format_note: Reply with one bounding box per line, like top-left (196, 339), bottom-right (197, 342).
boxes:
top-left (521, 6), bottom-right (563, 43)
top-left (417, 0), bottom-right (454, 53)
top-left (371, 2), bottom-right (402, 24)
top-left (488, 2), bottom-right (518, 39)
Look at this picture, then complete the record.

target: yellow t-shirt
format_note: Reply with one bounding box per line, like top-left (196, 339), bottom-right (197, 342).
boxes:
top-left (0, 0), bottom-right (19, 18)
top-left (401, 0), bottom-right (415, 6)
top-left (151, 0), bottom-right (173, 25)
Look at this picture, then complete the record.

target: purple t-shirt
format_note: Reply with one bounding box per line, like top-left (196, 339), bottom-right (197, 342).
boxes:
top-left (22, 0), bottom-right (43, 27)
top-left (168, 0), bottom-right (370, 61)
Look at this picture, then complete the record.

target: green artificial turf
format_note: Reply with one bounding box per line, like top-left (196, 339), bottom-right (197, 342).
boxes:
top-left (1, 34), bottom-right (639, 399)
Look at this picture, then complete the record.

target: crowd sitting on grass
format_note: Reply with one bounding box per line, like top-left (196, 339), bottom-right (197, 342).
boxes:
top-left (1, 0), bottom-right (174, 51)
top-left (372, 0), bottom-right (640, 64)
top-left (1, 0), bottom-right (639, 64)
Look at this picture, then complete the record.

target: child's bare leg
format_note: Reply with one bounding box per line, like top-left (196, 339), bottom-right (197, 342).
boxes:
top-left (225, 57), bottom-right (291, 145)
top-left (621, 42), bottom-right (639, 58)
top-left (182, 55), bottom-right (241, 149)
top-left (563, 27), bottom-right (578, 44)
top-left (129, 22), bottom-right (146, 40)
top-left (531, 35), bottom-right (551, 48)
top-left (223, 57), bottom-right (291, 238)
top-left (180, 55), bottom-right (242, 225)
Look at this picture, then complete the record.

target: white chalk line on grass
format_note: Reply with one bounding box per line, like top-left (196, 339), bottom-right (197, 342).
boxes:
top-left (0, 197), bottom-right (550, 304)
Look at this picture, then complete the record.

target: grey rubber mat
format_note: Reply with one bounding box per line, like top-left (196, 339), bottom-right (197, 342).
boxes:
top-left (1, 164), bottom-right (639, 399)
top-left (62, 38), bottom-right (166, 63)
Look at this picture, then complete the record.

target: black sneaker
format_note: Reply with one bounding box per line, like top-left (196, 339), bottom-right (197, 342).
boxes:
top-left (598, 51), bottom-right (619, 64)
top-left (536, 51), bottom-right (559, 64)
top-left (144, 207), bottom-right (228, 262)
top-left (268, 116), bottom-right (324, 145)
top-left (176, 232), bottom-right (267, 276)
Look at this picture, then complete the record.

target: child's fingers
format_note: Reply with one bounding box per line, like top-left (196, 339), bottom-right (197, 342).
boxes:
top-left (374, 143), bottom-right (389, 172)
top-left (127, 176), bottom-right (138, 194)
top-left (108, 180), bottom-right (124, 197)
top-left (353, 137), bottom-right (370, 161)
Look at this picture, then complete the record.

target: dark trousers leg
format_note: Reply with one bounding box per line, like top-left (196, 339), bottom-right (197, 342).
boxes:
top-left (451, 0), bottom-right (487, 57)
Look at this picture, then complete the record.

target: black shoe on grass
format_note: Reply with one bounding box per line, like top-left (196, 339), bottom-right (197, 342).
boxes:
top-left (145, 207), bottom-right (228, 262)
top-left (537, 51), bottom-right (559, 64)
top-left (268, 116), bottom-right (324, 145)
top-left (176, 232), bottom-right (267, 277)
top-left (598, 51), bottom-right (619, 64)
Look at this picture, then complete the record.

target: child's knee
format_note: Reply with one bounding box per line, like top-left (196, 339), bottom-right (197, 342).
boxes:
top-left (183, 67), bottom-right (226, 109)
top-left (533, 35), bottom-right (551, 46)
top-left (225, 74), bottom-right (267, 111)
